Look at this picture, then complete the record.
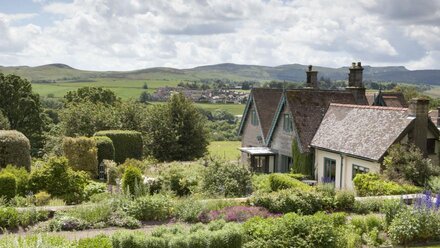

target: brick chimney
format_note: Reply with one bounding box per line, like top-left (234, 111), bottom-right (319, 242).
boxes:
top-left (305, 65), bottom-right (318, 89)
top-left (408, 98), bottom-right (430, 155)
top-left (348, 62), bottom-right (364, 87)
top-left (437, 106), bottom-right (440, 127)
top-left (346, 62), bottom-right (367, 104)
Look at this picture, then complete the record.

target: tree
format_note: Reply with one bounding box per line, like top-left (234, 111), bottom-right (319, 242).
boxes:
top-left (392, 85), bottom-right (421, 101)
top-left (139, 91), bottom-right (151, 103)
top-left (64, 87), bottom-right (120, 106)
top-left (60, 102), bottom-right (121, 136)
top-left (142, 83), bottom-right (148, 89)
top-left (0, 73), bottom-right (46, 152)
top-left (144, 93), bottom-right (209, 161)
top-left (383, 144), bottom-right (438, 186)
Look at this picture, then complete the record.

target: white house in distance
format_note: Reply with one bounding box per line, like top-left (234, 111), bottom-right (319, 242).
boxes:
top-left (311, 99), bottom-right (440, 189)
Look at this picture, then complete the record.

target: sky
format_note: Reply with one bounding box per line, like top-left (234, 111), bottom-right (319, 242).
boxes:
top-left (0, 0), bottom-right (439, 71)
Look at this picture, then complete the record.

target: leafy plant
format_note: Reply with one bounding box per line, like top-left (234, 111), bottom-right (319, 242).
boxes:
top-left (122, 165), bottom-right (143, 196)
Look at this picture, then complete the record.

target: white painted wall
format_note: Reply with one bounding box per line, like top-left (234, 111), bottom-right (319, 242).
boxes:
top-left (315, 148), bottom-right (380, 190)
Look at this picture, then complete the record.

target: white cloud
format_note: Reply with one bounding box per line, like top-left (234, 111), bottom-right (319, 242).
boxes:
top-left (0, 0), bottom-right (439, 70)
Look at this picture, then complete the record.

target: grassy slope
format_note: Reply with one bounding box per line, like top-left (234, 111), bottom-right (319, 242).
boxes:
top-left (208, 141), bottom-right (241, 161)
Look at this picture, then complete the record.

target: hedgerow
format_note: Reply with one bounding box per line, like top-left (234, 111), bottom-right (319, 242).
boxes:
top-left (94, 130), bottom-right (143, 163)
top-left (63, 137), bottom-right (98, 177)
top-left (0, 130), bottom-right (31, 170)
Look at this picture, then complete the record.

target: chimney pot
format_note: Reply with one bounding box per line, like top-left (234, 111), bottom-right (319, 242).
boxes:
top-left (308, 65), bottom-right (312, 71)
top-left (306, 65), bottom-right (318, 89)
top-left (352, 62), bottom-right (356, 68)
top-left (357, 62), bottom-right (362, 67)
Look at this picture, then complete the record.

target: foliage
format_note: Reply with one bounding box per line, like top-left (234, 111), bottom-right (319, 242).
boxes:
top-left (268, 173), bottom-right (312, 192)
top-left (105, 160), bottom-right (118, 185)
top-left (0, 111), bottom-right (9, 130)
top-left (202, 159), bottom-right (252, 197)
top-left (35, 191), bottom-right (51, 206)
top-left (0, 234), bottom-right (71, 247)
top-left (0, 130), bottom-right (31, 170)
top-left (60, 102), bottom-right (121, 137)
top-left (251, 174), bottom-right (271, 193)
top-left (108, 209), bottom-right (141, 229)
top-left (0, 173), bottom-right (16, 200)
top-left (0, 73), bottom-right (46, 153)
top-left (348, 214), bottom-right (386, 247)
top-left (64, 86), bottom-right (120, 106)
top-left (353, 172), bottom-right (421, 196)
top-left (143, 93), bottom-right (209, 161)
top-left (63, 137), bottom-right (98, 177)
top-left (0, 207), bottom-right (19, 229)
top-left (122, 165), bottom-right (143, 195)
top-left (243, 212), bottom-right (345, 248)
top-left (383, 144), bottom-right (437, 186)
top-left (160, 163), bottom-right (201, 196)
top-left (174, 198), bottom-right (205, 223)
top-left (28, 157), bottom-right (89, 204)
top-left (250, 189), bottom-right (333, 214)
top-left (66, 202), bottom-right (113, 226)
top-left (334, 190), bottom-right (355, 211)
top-left (94, 130), bottom-right (143, 164)
top-left (291, 141), bottom-right (314, 176)
top-left (77, 235), bottom-right (112, 248)
top-left (0, 165), bottom-right (29, 196)
top-left (83, 181), bottom-right (107, 201)
top-left (112, 222), bottom-right (242, 248)
top-left (206, 120), bottom-right (239, 141)
top-left (127, 194), bottom-right (172, 221)
top-left (388, 208), bottom-right (440, 245)
top-left (93, 136), bottom-right (115, 164)
top-left (200, 206), bottom-right (275, 223)
top-left (428, 176), bottom-right (440, 193)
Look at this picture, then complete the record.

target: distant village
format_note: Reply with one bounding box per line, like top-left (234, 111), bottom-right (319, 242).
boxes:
top-left (151, 86), bottom-right (248, 104)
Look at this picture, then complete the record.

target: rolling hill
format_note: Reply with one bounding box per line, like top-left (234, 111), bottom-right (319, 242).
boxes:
top-left (1, 63), bottom-right (440, 85)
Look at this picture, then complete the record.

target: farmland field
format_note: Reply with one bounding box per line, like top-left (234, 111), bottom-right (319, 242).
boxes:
top-left (425, 86), bottom-right (440, 98)
top-left (208, 141), bottom-right (241, 161)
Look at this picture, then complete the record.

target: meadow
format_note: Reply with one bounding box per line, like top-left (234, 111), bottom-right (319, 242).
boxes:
top-left (32, 78), bottom-right (246, 115)
top-left (208, 141), bottom-right (241, 161)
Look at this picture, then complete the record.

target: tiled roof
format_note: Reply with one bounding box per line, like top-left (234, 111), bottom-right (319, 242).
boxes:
top-left (377, 92), bottom-right (408, 108)
top-left (252, 88), bottom-right (283, 138)
top-left (311, 104), bottom-right (413, 161)
top-left (285, 90), bottom-right (359, 153)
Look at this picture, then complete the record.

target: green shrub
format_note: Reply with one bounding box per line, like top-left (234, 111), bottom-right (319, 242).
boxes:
top-left (334, 190), bottom-right (355, 211)
top-left (105, 160), bottom-right (118, 185)
top-left (268, 173), bottom-right (312, 192)
top-left (29, 157), bottom-right (89, 204)
top-left (160, 163), bottom-right (200, 196)
top-left (127, 194), bottom-right (172, 221)
top-left (34, 191), bottom-right (51, 206)
top-left (18, 208), bottom-right (49, 228)
top-left (250, 189), bottom-right (332, 214)
top-left (0, 234), bottom-right (71, 247)
top-left (93, 136), bottom-right (115, 164)
top-left (251, 174), bottom-right (271, 193)
top-left (380, 199), bottom-right (405, 226)
top-left (108, 209), bottom-right (141, 229)
top-left (63, 136), bottom-right (98, 177)
top-left (122, 165), bottom-right (143, 195)
top-left (0, 173), bottom-right (16, 200)
top-left (67, 202), bottom-right (113, 225)
top-left (388, 208), bottom-right (440, 245)
top-left (174, 198), bottom-right (205, 222)
top-left (84, 180), bottom-right (107, 201)
top-left (0, 130), bottom-right (31, 170)
top-left (112, 231), bottom-right (167, 248)
top-left (94, 130), bottom-right (143, 163)
top-left (46, 215), bottom-right (89, 231)
top-left (243, 212), bottom-right (344, 248)
top-left (77, 235), bottom-right (112, 248)
top-left (0, 207), bottom-right (19, 229)
top-left (353, 172), bottom-right (421, 196)
top-left (1, 165), bottom-right (29, 196)
top-left (202, 159), bottom-right (252, 197)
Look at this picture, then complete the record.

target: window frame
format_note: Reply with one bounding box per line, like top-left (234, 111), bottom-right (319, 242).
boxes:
top-left (323, 157), bottom-right (336, 183)
top-left (251, 110), bottom-right (259, 126)
top-left (283, 113), bottom-right (292, 132)
top-left (352, 164), bottom-right (370, 179)
top-left (427, 138), bottom-right (437, 155)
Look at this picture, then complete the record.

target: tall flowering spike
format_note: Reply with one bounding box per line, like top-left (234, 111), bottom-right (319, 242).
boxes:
top-left (425, 191), bottom-right (432, 210)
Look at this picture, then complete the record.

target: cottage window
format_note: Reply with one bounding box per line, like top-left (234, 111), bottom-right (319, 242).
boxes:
top-left (279, 155), bottom-right (292, 173)
top-left (352, 164), bottom-right (369, 179)
top-left (251, 110), bottom-right (259, 126)
top-left (283, 114), bottom-right (292, 132)
top-left (323, 158), bottom-right (336, 183)
top-left (427, 138), bottom-right (436, 155)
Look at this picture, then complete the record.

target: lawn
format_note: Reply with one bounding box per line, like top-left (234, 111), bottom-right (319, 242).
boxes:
top-left (208, 141), bottom-right (241, 161)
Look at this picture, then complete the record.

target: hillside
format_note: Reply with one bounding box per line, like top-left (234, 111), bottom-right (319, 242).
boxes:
top-left (1, 63), bottom-right (440, 85)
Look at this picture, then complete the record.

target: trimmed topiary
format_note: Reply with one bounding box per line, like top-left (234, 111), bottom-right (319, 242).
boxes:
top-left (93, 136), bottom-right (115, 164)
top-left (94, 130), bottom-right (143, 164)
top-left (63, 137), bottom-right (98, 177)
top-left (0, 173), bottom-right (16, 200)
top-left (0, 130), bottom-right (31, 170)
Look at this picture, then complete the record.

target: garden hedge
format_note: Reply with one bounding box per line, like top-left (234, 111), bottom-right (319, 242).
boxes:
top-left (0, 130), bottom-right (31, 170)
top-left (0, 173), bottom-right (16, 199)
top-left (94, 130), bottom-right (143, 163)
top-left (269, 173), bottom-right (312, 192)
top-left (63, 137), bottom-right (98, 177)
top-left (93, 136), bottom-right (115, 163)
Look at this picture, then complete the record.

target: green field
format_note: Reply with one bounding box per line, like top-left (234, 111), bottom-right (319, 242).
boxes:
top-left (425, 86), bottom-right (440, 98)
top-left (208, 141), bottom-right (241, 161)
